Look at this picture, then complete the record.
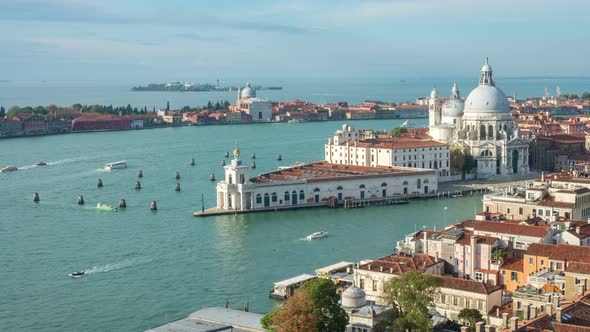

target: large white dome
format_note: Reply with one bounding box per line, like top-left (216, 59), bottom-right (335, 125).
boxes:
top-left (442, 99), bottom-right (465, 117)
top-left (464, 85), bottom-right (510, 113)
top-left (341, 286), bottom-right (366, 308)
top-left (241, 82), bottom-right (256, 99)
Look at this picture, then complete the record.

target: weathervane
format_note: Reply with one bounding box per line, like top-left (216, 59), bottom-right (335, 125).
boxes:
top-left (233, 142), bottom-right (240, 160)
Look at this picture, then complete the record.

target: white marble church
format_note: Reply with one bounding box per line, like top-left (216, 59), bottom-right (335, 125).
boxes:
top-left (429, 60), bottom-right (529, 178)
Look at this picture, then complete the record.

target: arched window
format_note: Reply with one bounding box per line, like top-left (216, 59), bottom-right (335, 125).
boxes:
top-left (299, 190), bottom-right (305, 200)
top-left (228, 174), bottom-right (233, 184)
top-left (480, 125), bottom-right (486, 139)
top-left (424, 179), bottom-right (429, 184)
top-left (488, 125), bottom-right (493, 138)
top-left (403, 181), bottom-right (409, 185)
top-left (417, 179), bottom-right (422, 189)
top-left (256, 194), bottom-right (262, 204)
top-left (337, 186), bottom-right (343, 190)
top-left (313, 188), bottom-right (320, 192)
top-left (272, 192), bottom-right (277, 202)
top-left (434, 161), bottom-right (438, 169)
top-left (359, 184), bottom-right (366, 189)
top-left (284, 191), bottom-right (290, 201)
top-left (381, 182), bottom-right (387, 187)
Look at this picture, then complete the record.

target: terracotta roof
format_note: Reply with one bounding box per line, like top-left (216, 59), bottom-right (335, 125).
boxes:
top-left (526, 243), bottom-right (590, 262)
top-left (440, 276), bottom-right (501, 294)
top-left (357, 253), bottom-right (438, 275)
top-left (474, 222), bottom-right (550, 238)
top-left (566, 262), bottom-right (590, 275)
top-left (501, 257), bottom-right (524, 272)
top-left (334, 137), bottom-right (448, 149)
top-left (536, 196), bottom-right (576, 208)
top-left (249, 161), bottom-right (434, 183)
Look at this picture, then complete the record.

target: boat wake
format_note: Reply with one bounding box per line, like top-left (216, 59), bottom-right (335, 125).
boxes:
top-left (83, 257), bottom-right (152, 275)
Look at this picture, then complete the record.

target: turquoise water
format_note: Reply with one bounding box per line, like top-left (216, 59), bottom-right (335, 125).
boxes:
top-left (1, 119), bottom-right (483, 331)
top-left (1, 76), bottom-right (589, 109)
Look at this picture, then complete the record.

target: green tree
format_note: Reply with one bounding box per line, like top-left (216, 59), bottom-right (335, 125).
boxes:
top-left (389, 127), bottom-right (408, 137)
top-left (383, 271), bottom-right (444, 332)
top-left (300, 279), bottom-right (348, 332)
top-left (6, 106), bottom-right (21, 118)
top-left (261, 308), bottom-right (279, 332)
top-left (450, 144), bottom-right (465, 175)
top-left (581, 91), bottom-right (590, 100)
top-left (458, 308), bottom-right (483, 332)
top-left (491, 247), bottom-right (507, 264)
top-left (270, 290), bottom-right (318, 332)
top-left (0, 106), bottom-right (6, 117)
top-left (463, 154), bottom-right (477, 172)
top-left (72, 103), bottom-right (83, 110)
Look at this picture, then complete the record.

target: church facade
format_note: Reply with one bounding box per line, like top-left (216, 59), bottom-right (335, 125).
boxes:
top-left (232, 82), bottom-right (273, 122)
top-left (429, 61), bottom-right (529, 178)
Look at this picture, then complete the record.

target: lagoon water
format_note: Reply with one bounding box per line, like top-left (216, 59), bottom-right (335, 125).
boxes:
top-left (0, 119), bottom-right (487, 331)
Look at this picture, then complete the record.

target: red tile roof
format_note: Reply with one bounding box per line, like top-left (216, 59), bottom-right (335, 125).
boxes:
top-left (501, 257), bottom-right (524, 272)
top-left (357, 253), bottom-right (438, 275)
top-left (526, 243), bottom-right (590, 263)
top-left (440, 276), bottom-right (501, 294)
top-left (566, 262), bottom-right (590, 275)
top-left (474, 222), bottom-right (551, 238)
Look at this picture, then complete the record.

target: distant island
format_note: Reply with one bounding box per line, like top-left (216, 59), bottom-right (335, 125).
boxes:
top-left (132, 82), bottom-right (282, 92)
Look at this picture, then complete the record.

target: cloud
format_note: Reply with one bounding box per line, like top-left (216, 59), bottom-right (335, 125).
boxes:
top-left (0, 0), bottom-right (308, 34)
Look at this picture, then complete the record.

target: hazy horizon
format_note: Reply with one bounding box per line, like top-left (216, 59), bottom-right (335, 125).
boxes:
top-left (1, 0), bottom-right (590, 82)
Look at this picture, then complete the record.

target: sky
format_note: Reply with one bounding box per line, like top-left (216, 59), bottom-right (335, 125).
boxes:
top-left (1, 0), bottom-right (589, 83)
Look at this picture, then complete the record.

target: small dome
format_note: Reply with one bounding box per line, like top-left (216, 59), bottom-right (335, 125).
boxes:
top-left (430, 87), bottom-right (438, 99)
top-left (341, 286), bottom-right (366, 308)
top-left (442, 99), bottom-right (465, 117)
top-left (482, 63), bottom-right (492, 72)
top-left (464, 85), bottom-right (510, 114)
top-left (241, 82), bottom-right (256, 98)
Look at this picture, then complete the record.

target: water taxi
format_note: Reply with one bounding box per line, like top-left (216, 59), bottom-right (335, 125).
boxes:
top-left (104, 160), bottom-right (127, 170)
top-left (69, 271), bottom-right (85, 278)
top-left (96, 203), bottom-right (118, 212)
top-left (1, 166), bottom-right (17, 173)
top-left (400, 120), bottom-right (415, 128)
top-left (306, 231), bottom-right (328, 240)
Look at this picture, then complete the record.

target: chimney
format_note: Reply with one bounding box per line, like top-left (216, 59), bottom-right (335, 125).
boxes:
top-left (530, 305), bottom-right (537, 319)
top-left (390, 267), bottom-right (393, 273)
top-left (368, 264), bottom-right (371, 270)
top-left (576, 226), bottom-right (581, 234)
top-left (380, 266), bottom-right (383, 272)
top-left (496, 307), bottom-right (500, 318)
top-left (553, 295), bottom-right (561, 308)
top-left (485, 325), bottom-right (495, 332)
top-left (475, 321), bottom-right (485, 332)
top-left (510, 317), bottom-right (518, 332)
top-left (545, 302), bottom-right (553, 316)
top-left (556, 307), bottom-right (563, 322)
top-left (541, 171), bottom-right (545, 181)
top-left (502, 312), bottom-right (510, 328)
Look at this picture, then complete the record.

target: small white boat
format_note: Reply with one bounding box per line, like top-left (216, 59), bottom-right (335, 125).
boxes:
top-left (104, 160), bottom-right (127, 171)
top-left (69, 271), bottom-right (85, 278)
top-left (306, 231), bottom-right (328, 240)
top-left (400, 120), bottom-right (414, 128)
top-left (1, 166), bottom-right (18, 173)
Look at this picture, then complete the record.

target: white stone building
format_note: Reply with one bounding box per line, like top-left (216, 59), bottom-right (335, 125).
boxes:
top-left (233, 82), bottom-right (273, 122)
top-left (325, 124), bottom-right (451, 179)
top-left (216, 149), bottom-right (438, 212)
top-left (429, 60), bottom-right (530, 178)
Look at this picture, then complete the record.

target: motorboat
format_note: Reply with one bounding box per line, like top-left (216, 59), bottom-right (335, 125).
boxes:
top-left (35, 162), bottom-right (47, 166)
top-left (306, 231), bottom-right (328, 240)
top-left (1, 166), bottom-right (17, 173)
top-left (96, 203), bottom-right (118, 212)
top-left (400, 120), bottom-right (415, 128)
top-left (69, 271), bottom-right (85, 277)
top-left (104, 160), bottom-right (127, 171)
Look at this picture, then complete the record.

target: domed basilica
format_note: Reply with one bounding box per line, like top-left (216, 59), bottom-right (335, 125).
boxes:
top-left (429, 60), bottom-right (529, 178)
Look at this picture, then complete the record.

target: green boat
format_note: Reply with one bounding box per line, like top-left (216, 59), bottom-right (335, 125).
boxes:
top-left (96, 203), bottom-right (118, 212)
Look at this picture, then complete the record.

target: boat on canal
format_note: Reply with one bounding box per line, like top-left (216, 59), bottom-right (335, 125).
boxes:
top-left (96, 203), bottom-right (118, 212)
top-left (1, 166), bottom-right (18, 173)
top-left (306, 231), bottom-right (328, 240)
top-left (104, 160), bottom-right (127, 171)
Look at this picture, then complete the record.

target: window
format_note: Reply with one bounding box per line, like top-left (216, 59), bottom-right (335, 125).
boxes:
top-left (519, 207), bottom-right (523, 215)
top-left (359, 278), bottom-right (365, 289)
top-left (372, 280), bottom-right (377, 291)
top-left (453, 297), bottom-right (458, 306)
top-left (256, 194), bottom-right (262, 204)
top-left (299, 190), bottom-right (305, 200)
top-left (511, 272), bottom-right (518, 281)
top-left (284, 191), bottom-right (290, 201)
top-left (529, 257), bottom-right (534, 265)
top-left (271, 192), bottom-right (277, 202)
top-left (541, 259), bottom-right (544, 266)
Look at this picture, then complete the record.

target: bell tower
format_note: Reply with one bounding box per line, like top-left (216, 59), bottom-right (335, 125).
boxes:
top-left (429, 87), bottom-right (441, 127)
